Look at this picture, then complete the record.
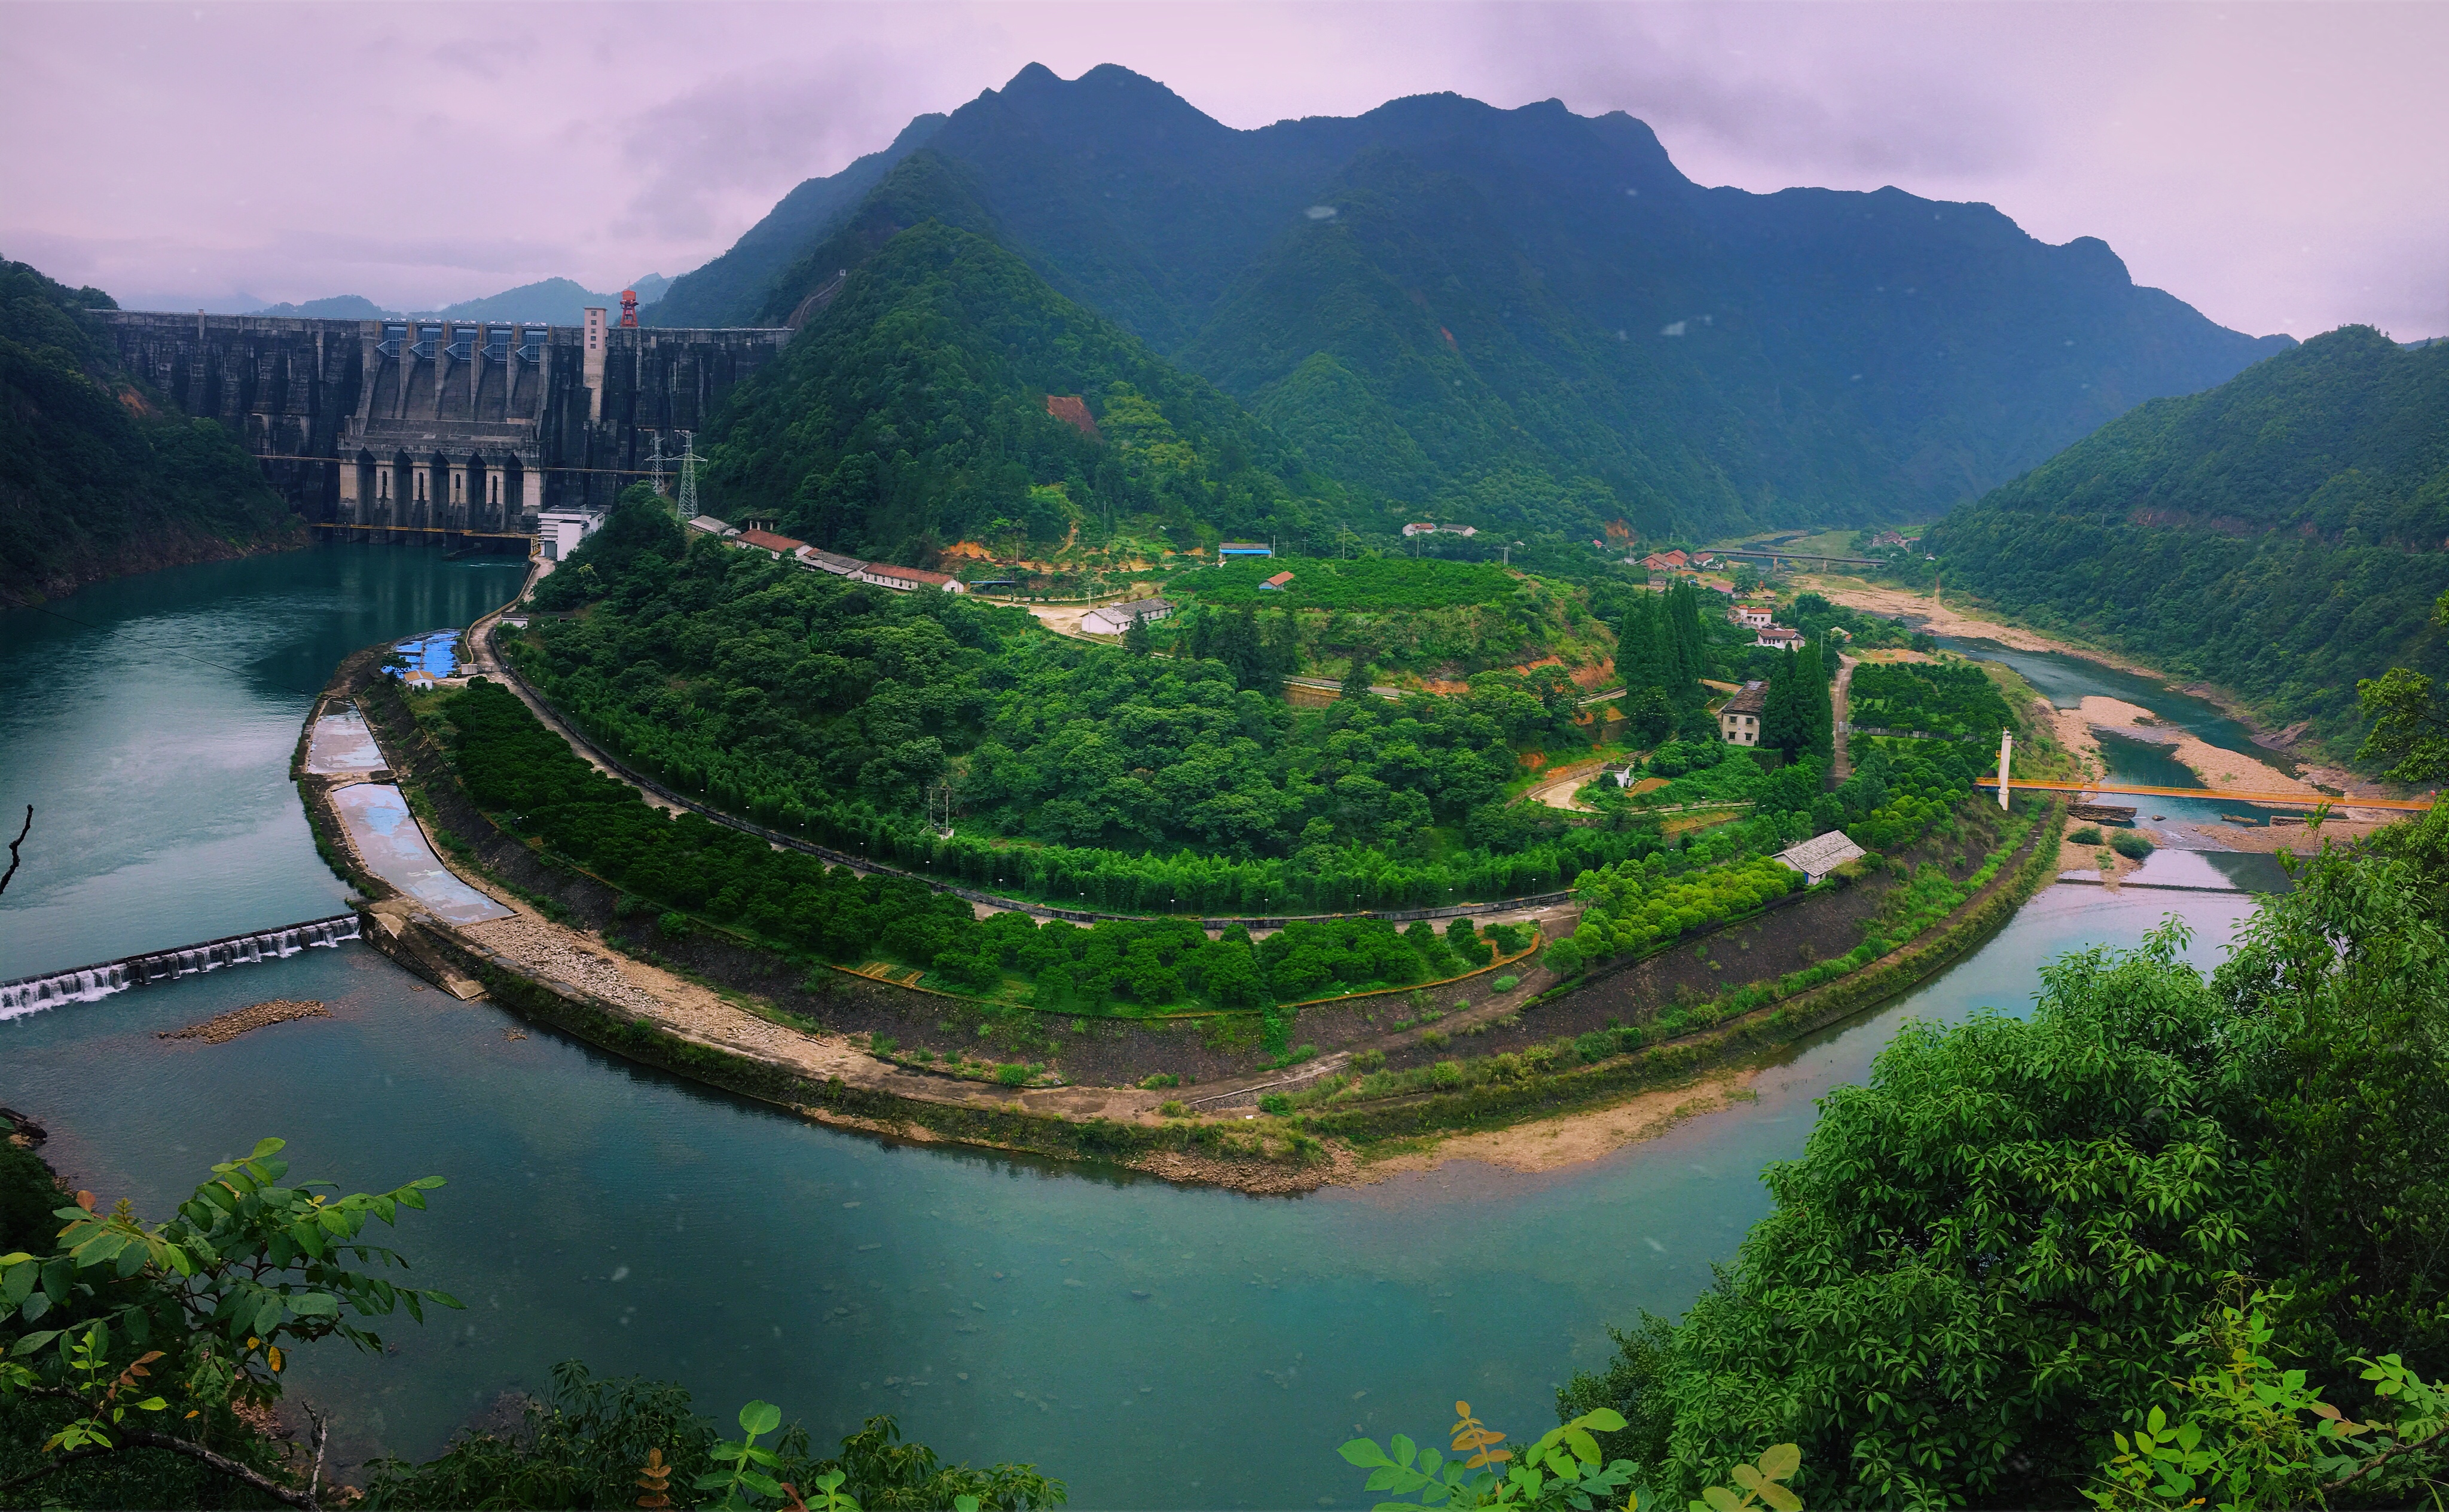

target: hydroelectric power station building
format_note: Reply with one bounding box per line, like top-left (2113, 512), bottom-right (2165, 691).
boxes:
top-left (91, 305), bottom-right (790, 546)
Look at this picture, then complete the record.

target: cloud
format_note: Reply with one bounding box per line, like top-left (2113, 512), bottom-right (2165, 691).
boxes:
top-left (1471, 3), bottom-right (2038, 181)
top-left (1, 1), bottom-right (2442, 338)
top-left (612, 53), bottom-right (938, 241)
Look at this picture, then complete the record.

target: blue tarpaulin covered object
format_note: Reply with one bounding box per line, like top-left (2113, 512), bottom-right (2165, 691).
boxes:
top-left (393, 630), bottom-right (463, 677)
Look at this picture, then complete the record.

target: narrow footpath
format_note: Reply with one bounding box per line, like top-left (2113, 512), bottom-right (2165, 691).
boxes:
top-left (1830, 653), bottom-right (1857, 783)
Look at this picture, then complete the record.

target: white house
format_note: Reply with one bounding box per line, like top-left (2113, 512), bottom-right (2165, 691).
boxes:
top-left (1081, 597), bottom-right (1175, 635)
top-left (686, 515), bottom-right (739, 539)
top-left (535, 506), bottom-right (606, 563)
top-left (1718, 681), bottom-right (1767, 746)
top-left (1774, 830), bottom-right (1866, 884)
top-left (854, 561), bottom-right (967, 594)
top-left (1733, 603), bottom-right (1773, 630)
top-left (1754, 625), bottom-right (1804, 650)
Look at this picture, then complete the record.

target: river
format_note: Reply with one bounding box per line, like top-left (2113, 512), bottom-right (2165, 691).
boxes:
top-left (1, 551), bottom-right (2286, 1507)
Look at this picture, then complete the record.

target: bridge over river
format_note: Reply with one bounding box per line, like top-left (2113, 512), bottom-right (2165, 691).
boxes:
top-left (1978, 777), bottom-right (2436, 811)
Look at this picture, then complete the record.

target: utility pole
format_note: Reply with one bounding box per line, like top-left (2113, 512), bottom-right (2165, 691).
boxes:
top-left (675, 431), bottom-right (699, 521)
top-left (645, 436), bottom-right (668, 498)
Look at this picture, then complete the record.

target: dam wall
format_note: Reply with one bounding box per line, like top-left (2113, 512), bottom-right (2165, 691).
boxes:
top-left (91, 308), bottom-right (789, 537)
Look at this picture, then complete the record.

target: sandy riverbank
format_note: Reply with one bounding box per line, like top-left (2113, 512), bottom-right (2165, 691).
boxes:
top-left (1801, 579), bottom-right (2405, 800)
top-left (1799, 579), bottom-right (2096, 656)
top-left (2050, 696), bottom-right (2409, 823)
top-left (1348, 1069), bottom-right (1760, 1180)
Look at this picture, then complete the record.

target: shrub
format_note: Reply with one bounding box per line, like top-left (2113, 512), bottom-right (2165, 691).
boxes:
top-left (871, 1034), bottom-right (898, 1056)
top-left (1139, 1072), bottom-right (1180, 1089)
top-left (1429, 1060), bottom-right (1465, 1087)
top-left (1485, 922), bottom-right (1535, 955)
top-left (1257, 1093), bottom-right (1293, 1115)
top-left (1420, 1030), bottom-right (1450, 1049)
top-left (2108, 829), bottom-right (2155, 860)
top-left (994, 1063), bottom-right (1033, 1086)
top-left (1158, 1099), bottom-right (1186, 1116)
top-left (657, 910), bottom-right (691, 937)
top-left (1494, 975), bottom-right (1520, 992)
top-left (2069, 825), bottom-right (2104, 845)
top-left (1353, 1049), bottom-right (1387, 1071)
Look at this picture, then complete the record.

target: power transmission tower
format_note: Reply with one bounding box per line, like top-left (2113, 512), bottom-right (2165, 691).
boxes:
top-left (645, 435), bottom-right (668, 497)
top-left (675, 431), bottom-right (700, 520)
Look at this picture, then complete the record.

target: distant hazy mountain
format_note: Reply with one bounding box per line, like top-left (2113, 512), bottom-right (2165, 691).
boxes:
top-left (250, 294), bottom-right (396, 320)
top-left (688, 64), bottom-right (2291, 539)
top-left (1929, 326), bottom-right (2449, 755)
top-left (645, 113), bottom-right (948, 329)
top-left (246, 276), bottom-right (668, 327)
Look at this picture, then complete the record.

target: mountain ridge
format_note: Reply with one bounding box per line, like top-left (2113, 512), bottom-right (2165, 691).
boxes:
top-left (1927, 325), bottom-right (2449, 757)
top-left (679, 63), bottom-right (2289, 537)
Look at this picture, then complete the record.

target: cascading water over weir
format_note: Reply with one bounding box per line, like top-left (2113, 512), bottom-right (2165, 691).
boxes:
top-left (0, 914), bottom-right (362, 1021)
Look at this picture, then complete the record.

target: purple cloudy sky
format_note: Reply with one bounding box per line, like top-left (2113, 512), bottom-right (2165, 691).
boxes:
top-left (6, 1), bottom-right (2443, 340)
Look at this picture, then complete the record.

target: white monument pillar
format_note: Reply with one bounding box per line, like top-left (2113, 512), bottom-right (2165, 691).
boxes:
top-left (1997, 731), bottom-right (2014, 811)
top-left (582, 307), bottom-right (607, 423)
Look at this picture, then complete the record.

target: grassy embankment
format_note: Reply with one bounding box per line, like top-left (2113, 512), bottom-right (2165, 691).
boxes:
top-left (300, 640), bottom-right (2078, 1174)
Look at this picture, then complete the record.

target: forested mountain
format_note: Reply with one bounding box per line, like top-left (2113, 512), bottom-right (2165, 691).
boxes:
top-left (1, 258), bottom-right (298, 606)
top-left (1928, 326), bottom-right (2449, 756)
top-left (676, 62), bottom-right (2288, 539)
top-left (646, 113), bottom-right (946, 329)
top-left (699, 166), bottom-right (1332, 558)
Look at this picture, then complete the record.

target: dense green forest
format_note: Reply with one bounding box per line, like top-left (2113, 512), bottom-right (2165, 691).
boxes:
top-left (432, 671), bottom-right (1531, 1020)
top-left (698, 166), bottom-right (1334, 566)
top-left (510, 496), bottom-right (2019, 1019)
top-left (519, 496), bottom-right (1656, 914)
top-left (688, 63), bottom-right (2285, 542)
top-left (1154, 554), bottom-right (1615, 682)
top-left (1564, 802), bottom-right (2449, 1508)
top-left (1929, 326), bottom-right (2449, 757)
top-left (1846, 660), bottom-right (2014, 741)
top-left (0, 258), bottom-right (298, 606)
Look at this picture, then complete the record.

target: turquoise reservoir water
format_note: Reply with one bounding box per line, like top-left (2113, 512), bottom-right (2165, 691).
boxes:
top-left (0, 546), bottom-right (527, 981)
top-left (0, 552), bottom-right (2271, 1505)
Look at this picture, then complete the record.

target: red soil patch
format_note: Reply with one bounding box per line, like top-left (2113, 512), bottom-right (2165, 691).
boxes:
top-left (1045, 395), bottom-right (1101, 441)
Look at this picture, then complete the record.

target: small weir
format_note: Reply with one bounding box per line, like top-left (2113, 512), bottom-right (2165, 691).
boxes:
top-left (0, 914), bottom-right (362, 1021)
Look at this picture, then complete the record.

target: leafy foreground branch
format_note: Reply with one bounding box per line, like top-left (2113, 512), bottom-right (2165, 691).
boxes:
top-left (1561, 800), bottom-right (2449, 1508)
top-left (1341, 1402), bottom-right (1798, 1512)
top-left (0, 1141), bottom-right (1058, 1511)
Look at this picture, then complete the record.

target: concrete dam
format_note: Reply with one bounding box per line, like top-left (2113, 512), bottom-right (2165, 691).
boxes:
top-left (93, 307), bottom-right (790, 545)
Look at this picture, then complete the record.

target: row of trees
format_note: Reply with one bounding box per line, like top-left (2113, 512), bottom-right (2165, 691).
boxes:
top-left (438, 677), bottom-right (1543, 1009)
top-left (526, 498), bottom-right (1621, 879)
top-left (1846, 660), bottom-right (2014, 741)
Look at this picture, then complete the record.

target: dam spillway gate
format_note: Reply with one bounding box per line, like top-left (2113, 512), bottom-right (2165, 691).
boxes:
top-left (91, 307), bottom-right (790, 544)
